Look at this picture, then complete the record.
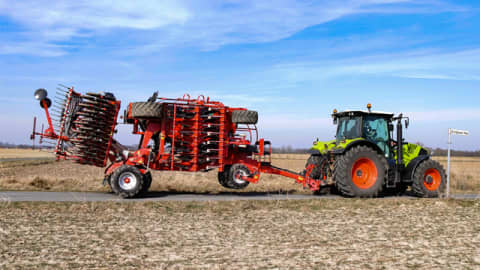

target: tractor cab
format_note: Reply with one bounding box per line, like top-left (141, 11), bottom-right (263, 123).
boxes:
top-left (333, 108), bottom-right (394, 157)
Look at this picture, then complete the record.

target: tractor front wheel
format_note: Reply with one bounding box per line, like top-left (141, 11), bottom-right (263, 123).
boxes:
top-left (110, 165), bottom-right (145, 198)
top-left (412, 159), bottom-right (446, 198)
top-left (333, 146), bottom-right (387, 197)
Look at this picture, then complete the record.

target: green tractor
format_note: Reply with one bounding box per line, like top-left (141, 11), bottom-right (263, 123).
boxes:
top-left (307, 104), bottom-right (446, 198)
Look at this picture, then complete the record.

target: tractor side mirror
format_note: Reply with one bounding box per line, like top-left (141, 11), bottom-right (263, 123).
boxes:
top-left (405, 118), bottom-right (409, 129)
top-left (333, 117), bottom-right (337, 125)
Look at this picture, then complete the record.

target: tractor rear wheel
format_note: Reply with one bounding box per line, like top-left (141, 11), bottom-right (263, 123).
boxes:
top-left (110, 165), bottom-right (145, 198)
top-left (333, 146), bottom-right (387, 197)
top-left (232, 110), bottom-right (258, 124)
top-left (224, 164), bottom-right (251, 189)
top-left (412, 159), bottom-right (446, 198)
top-left (130, 102), bottom-right (163, 118)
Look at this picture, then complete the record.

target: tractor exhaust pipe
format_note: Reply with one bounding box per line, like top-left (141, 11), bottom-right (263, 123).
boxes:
top-left (395, 114), bottom-right (404, 185)
top-left (396, 114), bottom-right (403, 167)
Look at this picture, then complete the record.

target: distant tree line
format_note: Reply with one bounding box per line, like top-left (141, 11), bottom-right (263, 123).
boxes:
top-left (427, 148), bottom-right (480, 157)
top-left (272, 144), bottom-right (480, 157)
top-left (1, 141), bottom-right (479, 157)
top-left (0, 141), bottom-right (52, 149)
top-left (272, 146), bottom-right (314, 154)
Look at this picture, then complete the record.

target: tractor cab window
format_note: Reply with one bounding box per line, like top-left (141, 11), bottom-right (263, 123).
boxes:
top-left (336, 117), bottom-right (361, 141)
top-left (363, 116), bottom-right (389, 156)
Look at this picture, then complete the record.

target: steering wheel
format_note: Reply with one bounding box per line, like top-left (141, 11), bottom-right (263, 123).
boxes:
top-left (365, 125), bottom-right (377, 138)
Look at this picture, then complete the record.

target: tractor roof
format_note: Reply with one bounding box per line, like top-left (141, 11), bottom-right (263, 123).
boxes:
top-left (333, 110), bottom-right (394, 118)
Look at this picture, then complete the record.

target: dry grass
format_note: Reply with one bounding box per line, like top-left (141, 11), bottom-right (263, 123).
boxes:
top-left (0, 149), bottom-right (478, 194)
top-left (431, 156), bottom-right (480, 192)
top-left (0, 148), bottom-right (54, 159)
top-left (0, 199), bottom-right (479, 269)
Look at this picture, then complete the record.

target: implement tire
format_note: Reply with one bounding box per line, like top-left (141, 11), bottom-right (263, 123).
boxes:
top-left (225, 164), bottom-right (250, 189)
top-left (305, 155), bottom-right (330, 195)
top-left (140, 172), bottom-right (152, 195)
top-left (110, 165), bottom-right (145, 198)
top-left (130, 102), bottom-right (162, 118)
top-left (412, 159), bottom-right (446, 198)
top-left (218, 165), bottom-right (232, 188)
top-left (333, 146), bottom-right (387, 197)
top-left (304, 155), bottom-right (328, 180)
top-left (232, 110), bottom-right (258, 124)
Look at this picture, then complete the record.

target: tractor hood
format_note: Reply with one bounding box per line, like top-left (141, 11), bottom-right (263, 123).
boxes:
top-left (311, 138), bottom-right (365, 155)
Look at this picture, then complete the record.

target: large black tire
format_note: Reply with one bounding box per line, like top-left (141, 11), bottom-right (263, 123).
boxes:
top-left (304, 155), bottom-right (328, 180)
top-left (224, 164), bottom-right (250, 189)
top-left (140, 171), bottom-right (153, 195)
top-left (333, 146), bottom-right (387, 197)
top-left (110, 165), bottom-right (145, 198)
top-left (130, 102), bottom-right (163, 118)
top-left (304, 155), bottom-right (330, 195)
top-left (218, 165), bottom-right (232, 188)
top-left (412, 159), bottom-right (446, 198)
top-left (232, 110), bottom-right (258, 124)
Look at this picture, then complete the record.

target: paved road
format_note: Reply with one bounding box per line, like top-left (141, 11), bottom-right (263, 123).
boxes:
top-left (0, 191), bottom-right (478, 202)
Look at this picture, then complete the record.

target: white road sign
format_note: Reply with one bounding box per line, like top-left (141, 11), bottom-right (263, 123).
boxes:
top-left (449, 129), bottom-right (469, 136)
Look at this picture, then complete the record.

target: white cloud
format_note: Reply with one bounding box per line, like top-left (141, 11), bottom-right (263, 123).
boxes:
top-left (407, 108), bottom-right (480, 122)
top-left (0, 0), bottom-right (462, 56)
top-left (270, 48), bottom-right (480, 82)
top-left (0, 42), bottom-right (68, 57)
top-left (0, 0), bottom-right (190, 55)
top-left (0, 0), bottom-right (189, 30)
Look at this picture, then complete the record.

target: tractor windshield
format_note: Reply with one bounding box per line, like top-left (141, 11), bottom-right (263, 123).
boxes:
top-left (336, 117), bottom-right (361, 141)
top-left (363, 116), bottom-right (390, 156)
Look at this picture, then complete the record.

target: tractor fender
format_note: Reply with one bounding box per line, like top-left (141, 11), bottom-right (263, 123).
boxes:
top-left (308, 149), bottom-right (322, 156)
top-left (332, 139), bottom-right (384, 156)
top-left (403, 155), bottom-right (430, 181)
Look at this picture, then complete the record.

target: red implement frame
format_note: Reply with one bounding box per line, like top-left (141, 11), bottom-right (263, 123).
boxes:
top-left (115, 94), bottom-right (326, 191)
top-left (31, 87), bottom-right (121, 167)
top-left (32, 89), bottom-right (325, 192)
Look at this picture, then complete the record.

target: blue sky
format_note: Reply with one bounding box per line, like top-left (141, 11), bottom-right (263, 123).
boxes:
top-left (0, 0), bottom-right (478, 150)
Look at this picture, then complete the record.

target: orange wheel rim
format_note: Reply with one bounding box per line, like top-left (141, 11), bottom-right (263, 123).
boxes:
top-left (351, 158), bottom-right (378, 189)
top-left (423, 168), bottom-right (441, 191)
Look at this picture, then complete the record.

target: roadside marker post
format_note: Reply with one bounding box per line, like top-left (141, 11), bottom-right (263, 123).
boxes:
top-left (446, 128), bottom-right (469, 198)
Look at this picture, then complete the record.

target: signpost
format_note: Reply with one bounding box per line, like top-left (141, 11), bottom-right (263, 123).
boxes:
top-left (446, 128), bottom-right (469, 198)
